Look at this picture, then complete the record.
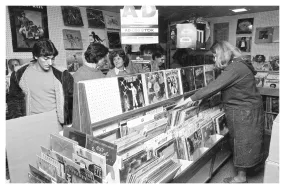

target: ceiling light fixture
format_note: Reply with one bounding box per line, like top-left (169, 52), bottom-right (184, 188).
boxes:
top-left (231, 8), bottom-right (248, 13)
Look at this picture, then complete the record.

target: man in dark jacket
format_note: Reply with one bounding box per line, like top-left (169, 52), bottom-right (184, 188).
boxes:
top-left (8, 39), bottom-right (74, 127)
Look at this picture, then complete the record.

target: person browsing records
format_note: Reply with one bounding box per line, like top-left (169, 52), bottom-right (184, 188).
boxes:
top-left (72, 43), bottom-right (109, 83)
top-left (8, 39), bottom-right (74, 129)
top-left (106, 49), bottom-right (134, 77)
top-left (176, 41), bottom-right (264, 183)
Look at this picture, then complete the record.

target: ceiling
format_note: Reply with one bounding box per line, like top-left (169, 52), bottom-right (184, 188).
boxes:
top-left (88, 6), bottom-right (279, 21)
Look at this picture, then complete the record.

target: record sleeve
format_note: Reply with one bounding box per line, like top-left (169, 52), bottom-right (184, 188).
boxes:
top-left (193, 66), bottom-right (205, 89)
top-left (117, 74), bottom-right (145, 113)
top-left (63, 127), bottom-right (87, 147)
top-left (201, 121), bottom-right (216, 146)
top-left (37, 155), bottom-right (57, 181)
top-left (214, 113), bottom-right (228, 135)
top-left (50, 134), bottom-right (78, 160)
top-left (204, 64), bottom-right (215, 86)
top-left (142, 71), bottom-right (168, 105)
top-left (86, 135), bottom-right (117, 166)
top-left (72, 153), bottom-right (103, 183)
top-left (180, 66), bottom-right (196, 93)
top-left (185, 128), bottom-right (203, 161)
top-left (155, 138), bottom-right (178, 159)
top-left (119, 150), bottom-right (148, 183)
top-left (64, 156), bottom-right (95, 183)
top-left (28, 172), bottom-right (44, 183)
top-left (74, 145), bottom-right (106, 180)
top-left (29, 164), bottom-right (52, 183)
top-left (165, 69), bottom-right (183, 98)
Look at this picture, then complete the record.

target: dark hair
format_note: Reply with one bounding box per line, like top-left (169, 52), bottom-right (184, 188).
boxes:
top-left (7, 59), bottom-right (20, 72)
top-left (108, 49), bottom-right (129, 67)
top-left (32, 39), bottom-right (58, 60)
top-left (84, 43), bottom-right (109, 64)
top-left (152, 52), bottom-right (162, 60)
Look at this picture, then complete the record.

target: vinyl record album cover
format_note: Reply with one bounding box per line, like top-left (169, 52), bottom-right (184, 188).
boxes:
top-left (62, 29), bottom-right (83, 50)
top-left (180, 66), bottom-right (196, 93)
top-left (204, 64), bottom-right (215, 86)
top-left (86, 8), bottom-right (105, 28)
top-left (165, 69), bottom-right (183, 98)
top-left (118, 74), bottom-right (145, 113)
top-left (185, 129), bottom-right (203, 161)
top-left (142, 71), bottom-right (167, 105)
top-left (193, 66), bottom-right (205, 89)
top-left (50, 134), bottom-right (78, 160)
top-left (215, 113), bottom-right (228, 135)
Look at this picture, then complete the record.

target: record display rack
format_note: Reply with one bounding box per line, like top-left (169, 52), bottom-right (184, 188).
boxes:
top-left (171, 132), bottom-right (231, 183)
top-left (84, 89), bottom-right (199, 134)
top-left (73, 87), bottom-right (232, 183)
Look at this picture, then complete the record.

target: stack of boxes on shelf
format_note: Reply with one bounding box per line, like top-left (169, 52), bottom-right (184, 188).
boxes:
top-left (28, 65), bottom-right (230, 183)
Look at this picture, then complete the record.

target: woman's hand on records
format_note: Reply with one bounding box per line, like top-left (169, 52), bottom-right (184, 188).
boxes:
top-left (174, 97), bottom-right (202, 109)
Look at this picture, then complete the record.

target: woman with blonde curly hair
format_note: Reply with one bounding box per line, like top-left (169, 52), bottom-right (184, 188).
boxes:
top-left (176, 41), bottom-right (264, 183)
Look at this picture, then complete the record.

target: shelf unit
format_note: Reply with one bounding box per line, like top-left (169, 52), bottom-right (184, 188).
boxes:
top-left (72, 84), bottom-right (231, 183)
top-left (171, 133), bottom-right (231, 183)
top-left (257, 87), bottom-right (279, 132)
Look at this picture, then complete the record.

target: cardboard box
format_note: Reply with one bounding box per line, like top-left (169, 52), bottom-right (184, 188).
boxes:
top-left (267, 114), bottom-right (279, 163)
top-left (264, 159), bottom-right (279, 183)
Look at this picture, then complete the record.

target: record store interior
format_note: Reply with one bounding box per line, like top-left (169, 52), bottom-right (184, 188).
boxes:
top-left (5, 5), bottom-right (279, 183)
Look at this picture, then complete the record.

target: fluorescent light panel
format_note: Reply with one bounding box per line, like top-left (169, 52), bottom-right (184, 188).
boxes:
top-left (231, 8), bottom-right (247, 12)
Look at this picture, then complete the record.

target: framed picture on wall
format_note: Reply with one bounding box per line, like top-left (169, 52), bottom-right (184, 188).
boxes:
top-left (62, 29), bottom-right (83, 50)
top-left (213, 22), bottom-right (229, 43)
top-left (8, 6), bottom-right (49, 52)
top-left (86, 8), bottom-right (105, 29)
top-left (107, 31), bottom-right (121, 49)
top-left (236, 18), bottom-right (254, 34)
top-left (104, 14), bottom-right (120, 30)
top-left (61, 6), bottom-right (84, 27)
top-left (255, 27), bottom-right (274, 43)
top-left (236, 36), bottom-right (252, 52)
top-left (88, 29), bottom-right (109, 47)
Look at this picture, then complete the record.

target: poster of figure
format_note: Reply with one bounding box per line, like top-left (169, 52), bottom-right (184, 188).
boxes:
top-left (117, 74), bottom-right (145, 113)
top-left (62, 29), bottom-right (83, 50)
top-left (88, 29), bottom-right (108, 47)
top-left (104, 14), bottom-right (120, 30)
top-left (107, 31), bottom-right (121, 49)
top-left (61, 6), bottom-right (83, 27)
top-left (236, 36), bottom-right (252, 52)
top-left (8, 6), bottom-right (49, 52)
top-left (86, 8), bottom-right (105, 28)
top-left (236, 18), bottom-right (254, 34)
top-left (255, 27), bottom-right (274, 43)
top-left (66, 51), bottom-right (83, 73)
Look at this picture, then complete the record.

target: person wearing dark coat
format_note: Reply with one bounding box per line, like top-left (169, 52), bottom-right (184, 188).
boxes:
top-left (176, 41), bottom-right (264, 183)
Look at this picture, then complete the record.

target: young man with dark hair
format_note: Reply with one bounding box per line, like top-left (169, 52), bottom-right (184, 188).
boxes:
top-left (72, 43), bottom-right (109, 83)
top-left (8, 39), bottom-right (74, 128)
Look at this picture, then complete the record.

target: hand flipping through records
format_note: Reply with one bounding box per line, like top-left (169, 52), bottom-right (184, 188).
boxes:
top-left (174, 97), bottom-right (202, 109)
